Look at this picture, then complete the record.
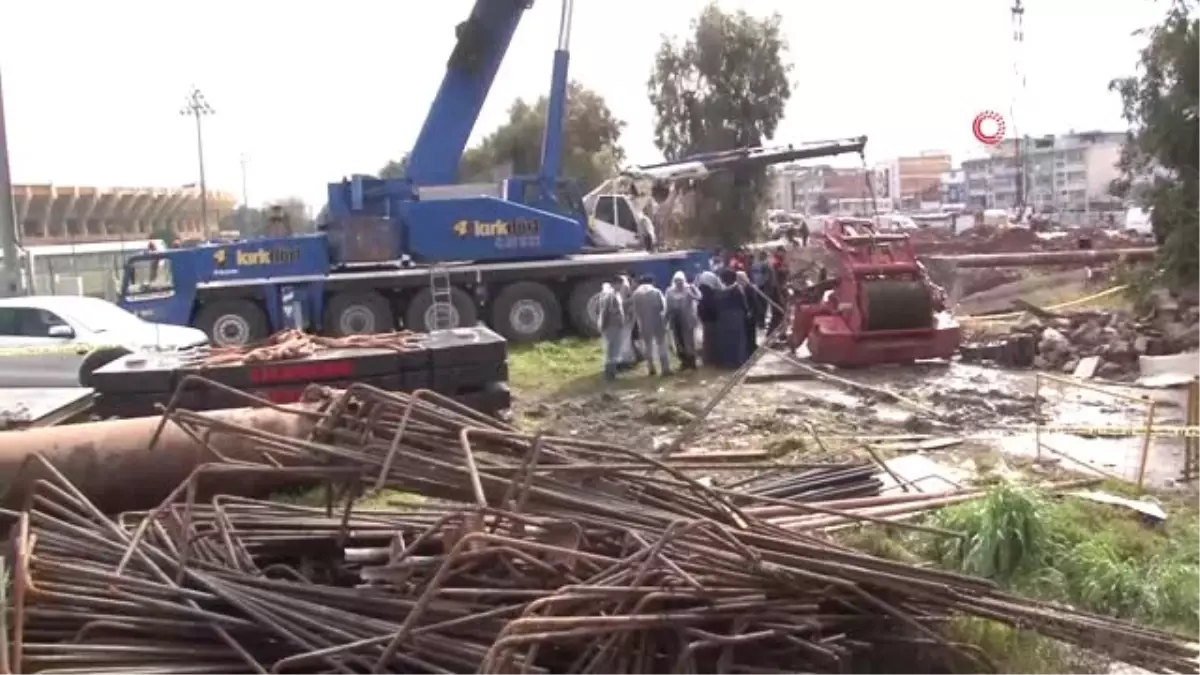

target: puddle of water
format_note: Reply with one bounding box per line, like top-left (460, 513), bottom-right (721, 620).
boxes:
top-left (990, 433), bottom-right (1186, 488)
top-left (746, 353), bottom-right (1192, 487)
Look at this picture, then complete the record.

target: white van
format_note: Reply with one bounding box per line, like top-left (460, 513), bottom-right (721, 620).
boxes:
top-left (1124, 207), bottom-right (1153, 235)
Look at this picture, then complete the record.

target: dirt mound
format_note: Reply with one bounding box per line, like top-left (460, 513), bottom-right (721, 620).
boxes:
top-left (912, 225), bottom-right (1148, 256)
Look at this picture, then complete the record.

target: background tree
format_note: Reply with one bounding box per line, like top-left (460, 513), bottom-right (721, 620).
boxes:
top-left (272, 197), bottom-right (316, 234)
top-left (217, 197), bottom-right (315, 237)
top-left (647, 3), bottom-right (793, 248)
top-left (1110, 1), bottom-right (1198, 291)
top-left (379, 82), bottom-right (625, 191)
top-left (217, 206), bottom-right (262, 236)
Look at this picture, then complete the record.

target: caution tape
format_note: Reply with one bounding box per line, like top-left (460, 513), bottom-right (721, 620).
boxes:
top-left (961, 284), bottom-right (1129, 322)
top-left (0, 344), bottom-right (125, 358)
top-left (971, 424), bottom-right (1200, 439)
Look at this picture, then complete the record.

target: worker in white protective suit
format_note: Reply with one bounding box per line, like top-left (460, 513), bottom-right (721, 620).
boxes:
top-left (596, 280), bottom-right (625, 381)
top-left (630, 274), bottom-right (672, 376)
top-left (616, 275), bottom-right (641, 369)
top-left (665, 271), bottom-right (701, 370)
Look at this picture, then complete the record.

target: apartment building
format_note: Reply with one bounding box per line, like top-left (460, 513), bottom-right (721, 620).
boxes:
top-left (881, 152), bottom-right (953, 209)
top-left (940, 169), bottom-right (966, 206)
top-left (962, 131), bottom-right (1124, 214)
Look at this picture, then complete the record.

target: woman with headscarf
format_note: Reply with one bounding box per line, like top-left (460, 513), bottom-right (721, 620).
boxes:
top-left (712, 268), bottom-right (749, 368)
top-left (734, 270), bottom-right (758, 356)
top-left (695, 270), bottom-right (722, 366)
top-left (665, 271), bottom-right (701, 370)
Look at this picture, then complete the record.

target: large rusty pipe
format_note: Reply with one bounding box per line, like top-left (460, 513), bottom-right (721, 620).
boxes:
top-left (926, 247), bottom-right (1157, 269)
top-left (0, 403), bottom-right (321, 513)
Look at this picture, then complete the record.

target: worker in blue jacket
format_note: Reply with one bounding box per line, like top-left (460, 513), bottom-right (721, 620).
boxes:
top-left (735, 270), bottom-right (758, 356)
top-left (750, 251), bottom-right (772, 330)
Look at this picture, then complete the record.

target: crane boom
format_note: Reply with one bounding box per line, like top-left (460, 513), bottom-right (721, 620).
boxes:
top-left (538, 0), bottom-right (574, 183)
top-left (405, 0), bottom-right (533, 186)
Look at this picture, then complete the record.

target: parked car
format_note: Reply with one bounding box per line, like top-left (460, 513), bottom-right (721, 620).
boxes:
top-left (0, 295), bottom-right (209, 388)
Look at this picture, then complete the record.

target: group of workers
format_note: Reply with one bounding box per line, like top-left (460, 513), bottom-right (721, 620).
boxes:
top-left (597, 229), bottom-right (814, 380)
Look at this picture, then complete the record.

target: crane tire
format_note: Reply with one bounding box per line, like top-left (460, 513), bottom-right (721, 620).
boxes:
top-left (195, 299), bottom-right (269, 347)
top-left (404, 287), bottom-right (477, 333)
top-left (78, 346), bottom-right (133, 388)
top-left (490, 281), bottom-right (562, 344)
top-left (566, 278), bottom-right (606, 338)
top-left (324, 291), bottom-right (395, 336)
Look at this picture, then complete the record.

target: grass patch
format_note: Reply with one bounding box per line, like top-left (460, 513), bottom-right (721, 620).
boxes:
top-left (925, 483), bottom-right (1199, 633)
top-left (508, 337), bottom-right (719, 399)
top-left (508, 338), bottom-right (603, 396)
top-left (838, 482), bottom-right (1199, 672)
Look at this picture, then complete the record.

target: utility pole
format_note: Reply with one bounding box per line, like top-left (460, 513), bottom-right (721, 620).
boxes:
top-left (1010, 0), bottom-right (1027, 219)
top-left (239, 153), bottom-right (250, 232)
top-left (180, 87), bottom-right (214, 234)
top-left (0, 68), bottom-right (22, 297)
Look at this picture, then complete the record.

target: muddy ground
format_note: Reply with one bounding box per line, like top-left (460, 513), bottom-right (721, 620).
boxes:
top-left (515, 353), bottom-right (1194, 492)
top-left (515, 266), bottom-right (1196, 492)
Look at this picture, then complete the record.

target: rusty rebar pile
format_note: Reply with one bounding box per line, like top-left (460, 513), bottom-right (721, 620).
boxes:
top-left (2, 382), bottom-right (1197, 674)
top-left (196, 329), bottom-right (426, 367)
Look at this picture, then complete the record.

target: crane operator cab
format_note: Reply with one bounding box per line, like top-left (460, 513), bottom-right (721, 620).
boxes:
top-left (499, 173), bottom-right (653, 252)
top-left (503, 174), bottom-right (656, 252)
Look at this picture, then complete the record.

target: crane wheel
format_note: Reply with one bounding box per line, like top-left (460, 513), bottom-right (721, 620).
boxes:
top-left (78, 346), bottom-right (133, 388)
top-left (404, 287), bottom-right (477, 332)
top-left (566, 278), bottom-right (605, 338)
top-left (195, 299), bottom-right (269, 347)
top-left (324, 291), bottom-right (395, 336)
top-left (490, 281), bottom-right (562, 344)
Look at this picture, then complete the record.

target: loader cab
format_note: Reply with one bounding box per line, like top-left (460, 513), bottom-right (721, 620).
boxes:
top-left (587, 181), bottom-right (664, 251)
top-left (591, 194), bottom-right (645, 248)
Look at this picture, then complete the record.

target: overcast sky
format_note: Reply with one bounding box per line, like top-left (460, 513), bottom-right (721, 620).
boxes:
top-left (0, 0), bottom-right (1164, 209)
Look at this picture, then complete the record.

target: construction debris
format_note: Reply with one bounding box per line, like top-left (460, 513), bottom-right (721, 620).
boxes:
top-left (2, 384), bottom-right (1196, 674)
top-left (910, 225), bottom-right (1150, 256)
top-left (1008, 293), bottom-right (1200, 380)
top-left (731, 462), bottom-right (882, 501)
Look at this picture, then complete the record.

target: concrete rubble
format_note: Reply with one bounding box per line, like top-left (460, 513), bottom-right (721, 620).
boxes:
top-left (1009, 291), bottom-right (1200, 380)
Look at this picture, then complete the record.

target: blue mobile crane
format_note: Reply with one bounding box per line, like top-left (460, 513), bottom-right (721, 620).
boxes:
top-left (116, 0), bottom-right (867, 347)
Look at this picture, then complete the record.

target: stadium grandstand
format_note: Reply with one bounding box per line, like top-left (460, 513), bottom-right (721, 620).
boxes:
top-left (12, 184), bottom-right (237, 246)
